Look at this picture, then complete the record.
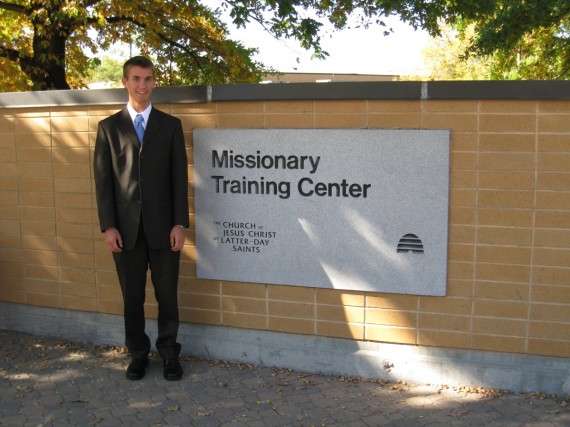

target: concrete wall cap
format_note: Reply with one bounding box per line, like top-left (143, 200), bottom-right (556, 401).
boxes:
top-left (1, 80), bottom-right (569, 108)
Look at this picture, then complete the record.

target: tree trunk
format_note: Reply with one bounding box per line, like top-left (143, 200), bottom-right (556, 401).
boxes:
top-left (30, 24), bottom-right (71, 90)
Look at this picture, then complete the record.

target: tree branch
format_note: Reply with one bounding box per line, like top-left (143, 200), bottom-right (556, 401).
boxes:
top-left (101, 14), bottom-right (213, 78)
top-left (82, 0), bottom-right (103, 8)
top-left (0, 44), bottom-right (33, 73)
top-left (0, 0), bottom-right (28, 14)
top-left (0, 45), bottom-right (23, 61)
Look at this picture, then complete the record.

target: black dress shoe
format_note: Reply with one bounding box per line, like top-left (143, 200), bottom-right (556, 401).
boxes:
top-left (163, 359), bottom-right (183, 381)
top-left (126, 358), bottom-right (149, 380)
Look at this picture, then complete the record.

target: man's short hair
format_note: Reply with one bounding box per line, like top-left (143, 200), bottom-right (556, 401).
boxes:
top-left (123, 56), bottom-right (155, 79)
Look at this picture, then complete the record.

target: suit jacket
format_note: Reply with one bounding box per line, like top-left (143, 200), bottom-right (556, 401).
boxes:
top-left (94, 107), bottom-right (189, 250)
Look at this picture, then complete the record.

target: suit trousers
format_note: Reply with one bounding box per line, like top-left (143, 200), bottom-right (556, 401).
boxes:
top-left (113, 221), bottom-right (181, 361)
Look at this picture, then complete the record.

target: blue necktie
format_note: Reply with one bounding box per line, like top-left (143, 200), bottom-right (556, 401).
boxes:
top-left (134, 114), bottom-right (145, 144)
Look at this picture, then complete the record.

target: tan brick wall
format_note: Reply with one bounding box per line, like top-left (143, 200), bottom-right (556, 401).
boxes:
top-left (1, 98), bottom-right (569, 359)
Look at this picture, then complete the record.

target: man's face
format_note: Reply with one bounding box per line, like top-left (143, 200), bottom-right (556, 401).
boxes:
top-left (122, 65), bottom-right (155, 110)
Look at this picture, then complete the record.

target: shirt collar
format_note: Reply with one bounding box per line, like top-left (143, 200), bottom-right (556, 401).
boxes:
top-left (126, 103), bottom-right (152, 128)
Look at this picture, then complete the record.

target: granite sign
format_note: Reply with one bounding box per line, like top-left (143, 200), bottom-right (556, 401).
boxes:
top-left (193, 129), bottom-right (449, 296)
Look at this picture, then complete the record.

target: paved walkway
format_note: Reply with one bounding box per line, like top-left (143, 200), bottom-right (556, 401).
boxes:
top-left (0, 330), bottom-right (568, 427)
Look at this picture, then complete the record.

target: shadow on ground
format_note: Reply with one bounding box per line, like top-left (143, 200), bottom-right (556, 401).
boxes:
top-left (1, 330), bottom-right (568, 426)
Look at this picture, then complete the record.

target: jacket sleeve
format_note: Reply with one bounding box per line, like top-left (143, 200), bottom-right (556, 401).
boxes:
top-left (93, 120), bottom-right (117, 232)
top-left (170, 118), bottom-right (190, 228)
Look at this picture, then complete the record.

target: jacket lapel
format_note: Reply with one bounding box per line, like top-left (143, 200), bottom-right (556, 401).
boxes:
top-left (118, 108), bottom-right (140, 147)
top-left (143, 108), bottom-right (162, 148)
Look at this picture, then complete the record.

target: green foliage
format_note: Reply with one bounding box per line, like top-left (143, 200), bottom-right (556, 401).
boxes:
top-left (463, 0), bottom-right (569, 58)
top-left (0, 0), bottom-right (270, 90)
top-left (423, 24), bottom-right (493, 80)
top-left (0, 0), bottom-right (567, 90)
top-left (86, 56), bottom-right (123, 87)
top-left (223, 0), bottom-right (569, 80)
top-left (423, 1), bottom-right (569, 80)
top-left (487, 25), bottom-right (570, 79)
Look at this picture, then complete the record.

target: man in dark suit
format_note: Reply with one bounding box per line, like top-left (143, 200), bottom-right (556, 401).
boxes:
top-left (94, 56), bottom-right (189, 381)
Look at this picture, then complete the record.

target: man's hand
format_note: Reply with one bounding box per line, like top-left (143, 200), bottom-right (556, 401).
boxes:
top-left (104, 227), bottom-right (123, 252)
top-left (170, 226), bottom-right (186, 251)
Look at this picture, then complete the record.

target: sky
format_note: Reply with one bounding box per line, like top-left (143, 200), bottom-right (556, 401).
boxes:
top-left (224, 14), bottom-right (431, 76)
top-left (102, 4), bottom-right (432, 78)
